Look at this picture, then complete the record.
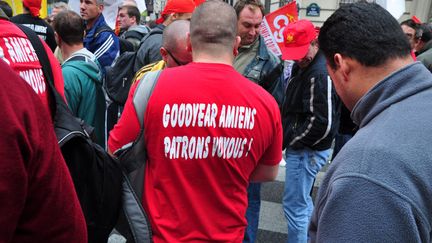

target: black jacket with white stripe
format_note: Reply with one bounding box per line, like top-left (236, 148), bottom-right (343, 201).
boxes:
top-left (282, 51), bottom-right (341, 151)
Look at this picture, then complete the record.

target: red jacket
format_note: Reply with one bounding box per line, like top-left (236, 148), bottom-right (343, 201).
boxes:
top-left (0, 18), bottom-right (65, 113)
top-left (0, 59), bottom-right (87, 242)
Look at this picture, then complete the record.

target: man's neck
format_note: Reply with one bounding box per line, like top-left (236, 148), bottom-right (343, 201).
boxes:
top-left (86, 14), bottom-right (100, 30)
top-left (239, 37), bottom-right (259, 50)
top-left (192, 52), bottom-right (234, 66)
top-left (61, 43), bottom-right (85, 60)
top-left (349, 56), bottom-right (414, 109)
top-left (127, 23), bottom-right (138, 30)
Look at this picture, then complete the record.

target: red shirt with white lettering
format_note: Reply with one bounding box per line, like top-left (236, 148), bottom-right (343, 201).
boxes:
top-left (119, 62), bottom-right (282, 242)
top-left (0, 19), bottom-right (65, 112)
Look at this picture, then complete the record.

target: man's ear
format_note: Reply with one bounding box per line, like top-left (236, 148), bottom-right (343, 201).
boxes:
top-left (233, 36), bottom-right (241, 56)
top-left (160, 47), bottom-right (168, 62)
top-left (98, 4), bottom-right (104, 12)
top-left (333, 53), bottom-right (350, 82)
top-left (54, 32), bottom-right (61, 46)
top-left (186, 32), bottom-right (192, 52)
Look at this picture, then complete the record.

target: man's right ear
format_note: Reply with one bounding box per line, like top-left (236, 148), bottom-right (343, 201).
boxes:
top-left (333, 53), bottom-right (350, 82)
top-left (54, 32), bottom-right (61, 46)
top-left (233, 36), bottom-right (241, 56)
top-left (186, 32), bottom-right (192, 52)
top-left (160, 47), bottom-right (168, 62)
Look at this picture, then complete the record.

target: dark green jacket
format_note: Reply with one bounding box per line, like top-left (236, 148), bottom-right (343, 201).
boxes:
top-left (62, 49), bottom-right (106, 147)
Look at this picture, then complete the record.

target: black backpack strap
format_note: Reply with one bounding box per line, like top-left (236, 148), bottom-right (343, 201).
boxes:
top-left (113, 70), bottom-right (161, 243)
top-left (17, 24), bottom-right (53, 85)
top-left (94, 25), bottom-right (114, 39)
top-left (138, 28), bottom-right (163, 48)
top-left (15, 24), bottom-right (60, 116)
top-left (114, 69), bottom-right (162, 169)
top-left (66, 53), bottom-right (100, 73)
top-left (124, 29), bottom-right (145, 40)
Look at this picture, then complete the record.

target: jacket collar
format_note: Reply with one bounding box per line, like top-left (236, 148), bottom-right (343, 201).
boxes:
top-left (86, 14), bottom-right (106, 36)
top-left (256, 35), bottom-right (271, 61)
top-left (0, 8), bottom-right (8, 20)
top-left (352, 62), bottom-right (432, 127)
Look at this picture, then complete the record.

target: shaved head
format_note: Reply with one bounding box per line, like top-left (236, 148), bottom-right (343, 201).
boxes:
top-left (161, 19), bottom-right (192, 66)
top-left (190, 0), bottom-right (237, 55)
top-left (162, 20), bottom-right (190, 52)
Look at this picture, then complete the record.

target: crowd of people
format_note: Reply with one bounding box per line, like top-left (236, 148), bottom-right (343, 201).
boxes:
top-left (0, 0), bottom-right (431, 242)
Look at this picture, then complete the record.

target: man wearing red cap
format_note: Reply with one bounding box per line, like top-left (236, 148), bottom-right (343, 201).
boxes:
top-left (10, 0), bottom-right (57, 51)
top-left (280, 19), bottom-right (340, 243)
top-left (134, 0), bottom-right (195, 71)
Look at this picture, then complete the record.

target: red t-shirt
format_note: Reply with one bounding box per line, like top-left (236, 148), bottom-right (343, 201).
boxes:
top-left (0, 19), bottom-right (65, 111)
top-left (119, 62), bottom-right (282, 242)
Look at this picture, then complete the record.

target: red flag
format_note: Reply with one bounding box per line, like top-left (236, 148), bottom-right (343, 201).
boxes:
top-left (114, 7), bottom-right (121, 36)
top-left (260, 1), bottom-right (298, 57)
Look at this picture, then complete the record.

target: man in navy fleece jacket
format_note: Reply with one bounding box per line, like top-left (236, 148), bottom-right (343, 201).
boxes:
top-left (310, 2), bottom-right (432, 242)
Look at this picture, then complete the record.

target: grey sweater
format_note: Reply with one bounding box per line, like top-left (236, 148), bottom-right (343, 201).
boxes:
top-left (309, 62), bottom-right (432, 242)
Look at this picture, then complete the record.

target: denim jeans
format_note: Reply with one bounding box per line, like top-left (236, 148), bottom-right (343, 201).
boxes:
top-left (243, 182), bottom-right (261, 243)
top-left (283, 148), bottom-right (331, 243)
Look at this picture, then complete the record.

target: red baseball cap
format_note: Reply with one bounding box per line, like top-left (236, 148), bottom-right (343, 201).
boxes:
top-left (193, 0), bottom-right (206, 6)
top-left (282, 19), bottom-right (317, 60)
top-left (23, 0), bottom-right (42, 17)
top-left (156, 0), bottom-right (196, 24)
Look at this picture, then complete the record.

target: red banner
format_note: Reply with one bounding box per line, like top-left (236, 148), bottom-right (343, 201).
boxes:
top-left (260, 1), bottom-right (298, 57)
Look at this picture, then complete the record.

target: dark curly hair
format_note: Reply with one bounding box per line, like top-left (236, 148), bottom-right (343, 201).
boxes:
top-left (319, 2), bottom-right (411, 69)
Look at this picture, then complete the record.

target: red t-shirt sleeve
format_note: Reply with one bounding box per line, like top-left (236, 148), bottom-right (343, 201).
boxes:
top-left (108, 79), bottom-right (141, 153)
top-left (258, 102), bottom-right (283, 166)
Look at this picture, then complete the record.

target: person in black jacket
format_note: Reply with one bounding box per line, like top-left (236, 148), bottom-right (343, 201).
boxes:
top-left (10, 0), bottom-right (57, 52)
top-left (280, 19), bottom-right (340, 243)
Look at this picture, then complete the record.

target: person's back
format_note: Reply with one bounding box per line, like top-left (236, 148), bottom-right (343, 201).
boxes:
top-left (54, 10), bottom-right (106, 147)
top-left (142, 1), bottom-right (282, 242)
top-left (313, 63), bottom-right (432, 242)
top-left (0, 59), bottom-right (87, 242)
top-left (0, 10), bottom-right (65, 114)
top-left (145, 63), bottom-right (281, 242)
top-left (310, 2), bottom-right (432, 242)
top-left (10, 0), bottom-right (57, 51)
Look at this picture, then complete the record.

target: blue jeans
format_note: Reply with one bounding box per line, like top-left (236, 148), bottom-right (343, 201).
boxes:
top-left (283, 148), bottom-right (331, 243)
top-left (243, 182), bottom-right (261, 243)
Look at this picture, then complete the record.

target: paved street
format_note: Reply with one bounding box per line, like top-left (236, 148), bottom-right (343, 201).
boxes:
top-left (256, 160), bottom-right (328, 243)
